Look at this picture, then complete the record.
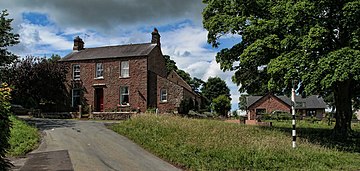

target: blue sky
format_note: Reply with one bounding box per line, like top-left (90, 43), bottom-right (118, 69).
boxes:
top-left (2, 0), bottom-right (243, 111)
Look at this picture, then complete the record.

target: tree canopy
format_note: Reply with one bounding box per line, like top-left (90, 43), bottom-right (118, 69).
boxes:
top-left (0, 9), bottom-right (17, 169)
top-left (203, 0), bottom-right (360, 136)
top-left (0, 9), bottom-right (19, 68)
top-left (201, 77), bottom-right (230, 103)
top-left (2, 55), bottom-right (69, 111)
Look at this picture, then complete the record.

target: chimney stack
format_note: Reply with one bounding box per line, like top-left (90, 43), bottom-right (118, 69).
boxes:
top-left (73, 36), bottom-right (84, 51)
top-left (151, 28), bottom-right (160, 46)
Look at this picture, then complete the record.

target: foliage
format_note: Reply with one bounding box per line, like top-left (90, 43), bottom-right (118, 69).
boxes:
top-left (211, 95), bottom-right (231, 117)
top-left (202, 0), bottom-right (360, 136)
top-left (238, 94), bottom-right (249, 110)
top-left (0, 83), bottom-right (12, 169)
top-left (111, 114), bottom-right (360, 170)
top-left (2, 55), bottom-right (69, 111)
top-left (0, 9), bottom-right (19, 69)
top-left (201, 77), bottom-right (230, 104)
top-left (7, 115), bottom-right (39, 156)
top-left (179, 98), bottom-right (194, 114)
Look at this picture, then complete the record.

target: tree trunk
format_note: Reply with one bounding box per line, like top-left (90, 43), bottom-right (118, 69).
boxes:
top-left (333, 80), bottom-right (353, 138)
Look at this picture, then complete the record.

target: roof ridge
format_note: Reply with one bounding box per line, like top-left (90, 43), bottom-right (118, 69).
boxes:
top-left (85, 42), bottom-right (154, 50)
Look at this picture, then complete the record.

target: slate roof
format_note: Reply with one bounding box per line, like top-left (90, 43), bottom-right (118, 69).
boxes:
top-left (60, 43), bottom-right (157, 61)
top-left (246, 94), bottom-right (327, 109)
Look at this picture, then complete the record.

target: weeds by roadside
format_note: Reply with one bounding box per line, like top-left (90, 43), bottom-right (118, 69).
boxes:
top-left (7, 115), bottom-right (40, 156)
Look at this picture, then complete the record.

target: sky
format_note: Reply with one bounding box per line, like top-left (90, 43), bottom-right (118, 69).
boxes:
top-left (1, 0), bottom-right (242, 111)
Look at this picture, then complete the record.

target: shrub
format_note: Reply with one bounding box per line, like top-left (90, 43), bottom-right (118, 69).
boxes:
top-left (0, 83), bottom-right (12, 170)
top-left (211, 95), bottom-right (231, 117)
top-left (179, 98), bottom-right (194, 114)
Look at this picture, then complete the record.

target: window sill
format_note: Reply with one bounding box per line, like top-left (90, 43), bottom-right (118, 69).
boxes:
top-left (118, 105), bottom-right (130, 107)
top-left (119, 76), bottom-right (130, 79)
top-left (160, 101), bottom-right (168, 103)
top-left (94, 77), bottom-right (104, 80)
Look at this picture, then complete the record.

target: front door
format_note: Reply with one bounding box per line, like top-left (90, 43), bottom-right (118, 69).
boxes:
top-left (95, 88), bottom-right (104, 112)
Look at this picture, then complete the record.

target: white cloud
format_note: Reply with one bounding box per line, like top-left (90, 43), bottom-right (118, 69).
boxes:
top-left (2, 1), bottom-right (241, 110)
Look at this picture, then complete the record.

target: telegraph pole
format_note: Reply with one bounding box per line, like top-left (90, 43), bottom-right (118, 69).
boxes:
top-left (291, 82), bottom-right (296, 148)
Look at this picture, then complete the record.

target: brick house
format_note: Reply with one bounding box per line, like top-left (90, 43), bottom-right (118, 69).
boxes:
top-left (246, 93), bottom-right (327, 120)
top-left (60, 29), bottom-right (199, 113)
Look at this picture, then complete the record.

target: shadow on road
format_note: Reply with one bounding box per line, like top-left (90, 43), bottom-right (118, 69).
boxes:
top-left (259, 124), bottom-right (360, 153)
top-left (21, 117), bottom-right (76, 131)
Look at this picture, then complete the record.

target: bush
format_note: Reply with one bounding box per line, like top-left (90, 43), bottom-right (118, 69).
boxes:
top-left (0, 83), bottom-right (12, 170)
top-left (211, 95), bottom-right (231, 117)
top-left (179, 98), bottom-right (194, 114)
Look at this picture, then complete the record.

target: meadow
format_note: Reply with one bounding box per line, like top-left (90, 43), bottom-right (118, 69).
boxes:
top-left (111, 114), bottom-right (360, 170)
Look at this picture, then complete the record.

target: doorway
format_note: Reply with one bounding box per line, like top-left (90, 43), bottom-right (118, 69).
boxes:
top-left (95, 88), bottom-right (104, 112)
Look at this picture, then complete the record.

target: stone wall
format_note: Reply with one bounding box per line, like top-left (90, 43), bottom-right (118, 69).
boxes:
top-left (91, 112), bottom-right (134, 120)
top-left (156, 75), bottom-right (184, 113)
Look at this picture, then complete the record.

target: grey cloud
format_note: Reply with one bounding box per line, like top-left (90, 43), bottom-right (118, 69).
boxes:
top-left (1, 0), bottom-right (204, 33)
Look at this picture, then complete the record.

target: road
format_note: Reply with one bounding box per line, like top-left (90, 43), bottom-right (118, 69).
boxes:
top-left (15, 118), bottom-right (181, 171)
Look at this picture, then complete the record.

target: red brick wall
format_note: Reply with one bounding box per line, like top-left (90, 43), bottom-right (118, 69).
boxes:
top-left (156, 75), bottom-right (184, 113)
top-left (148, 46), bottom-right (167, 77)
top-left (248, 95), bottom-right (290, 120)
top-left (63, 56), bottom-right (148, 112)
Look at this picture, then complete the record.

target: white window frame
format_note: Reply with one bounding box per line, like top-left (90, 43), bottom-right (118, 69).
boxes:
top-left (120, 61), bottom-right (129, 78)
top-left (120, 86), bottom-right (129, 106)
top-left (160, 89), bottom-right (167, 102)
top-left (72, 89), bottom-right (80, 107)
top-left (95, 63), bottom-right (103, 78)
top-left (73, 64), bottom-right (80, 80)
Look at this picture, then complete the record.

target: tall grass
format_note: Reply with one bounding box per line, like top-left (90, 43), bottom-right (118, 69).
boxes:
top-left (111, 114), bottom-right (360, 170)
top-left (7, 115), bottom-right (40, 156)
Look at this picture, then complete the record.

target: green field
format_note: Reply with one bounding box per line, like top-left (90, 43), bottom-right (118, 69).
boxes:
top-left (111, 114), bottom-right (360, 170)
top-left (7, 115), bottom-right (40, 156)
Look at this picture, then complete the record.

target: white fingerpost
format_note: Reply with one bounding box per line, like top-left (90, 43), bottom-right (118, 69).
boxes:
top-left (291, 87), bottom-right (296, 148)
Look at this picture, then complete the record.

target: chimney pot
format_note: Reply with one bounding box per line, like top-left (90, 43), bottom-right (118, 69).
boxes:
top-left (73, 36), bottom-right (84, 51)
top-left (151, 28), bottom-right (160, 46)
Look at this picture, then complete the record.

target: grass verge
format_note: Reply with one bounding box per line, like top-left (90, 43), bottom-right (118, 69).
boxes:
top-left (7, 115), bottom-right (40, 156)
top-left (111, 114), bottom-right (360, 170)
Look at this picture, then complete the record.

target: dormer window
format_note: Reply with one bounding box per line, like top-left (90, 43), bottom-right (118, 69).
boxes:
top-left (73, 64), bottom-right (80, 80)
top-left (95, 63), bottom-right (103, 78)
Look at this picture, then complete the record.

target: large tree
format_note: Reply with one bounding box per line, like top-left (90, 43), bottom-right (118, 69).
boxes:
top-left (0, 9), bottom-right (19, 68)
top-left (3, 55), bottom-right (69, 111)
top-left (201, 77), bottom-right (230, 104)
top-left (203, 0), bottom-right (360, 137)
top-left (0, 9), bottom-right (18, 170)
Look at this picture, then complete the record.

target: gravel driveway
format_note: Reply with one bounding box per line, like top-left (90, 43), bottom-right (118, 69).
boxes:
top-left (14, 118), bottom-right (180, 171)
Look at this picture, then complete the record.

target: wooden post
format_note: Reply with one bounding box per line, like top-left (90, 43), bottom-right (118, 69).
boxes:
top-left (89, 105), bottom-right (93, 119)
top-left (78, 105), bottom-right (82, 119)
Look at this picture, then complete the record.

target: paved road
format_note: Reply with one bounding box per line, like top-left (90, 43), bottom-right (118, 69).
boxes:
top-left (16, 118), bottom-right (180, 171)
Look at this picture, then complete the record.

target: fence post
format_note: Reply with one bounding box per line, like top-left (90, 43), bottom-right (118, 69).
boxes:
top-left (78, 105), bottom-right (82, 119)
top-left (89, 105), bottom-right (93, 119)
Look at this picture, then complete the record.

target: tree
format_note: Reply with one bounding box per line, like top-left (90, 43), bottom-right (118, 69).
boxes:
top-left (203, 0), bottom-right (360, 137)
top-left (201, 77), bottom-right (230, 103)
top-left (0, 9), bottom-right (19, 68)
top-left (0, 84), bottom-right (12, 170)
top-left (3, 56), bottom-right (69, 111)
top-left (0, 9), bottom-right (18, 169)
top-left (212, 95), bottom-right (231, 117)
top-left (238, 94), bottom-right (249, 110)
